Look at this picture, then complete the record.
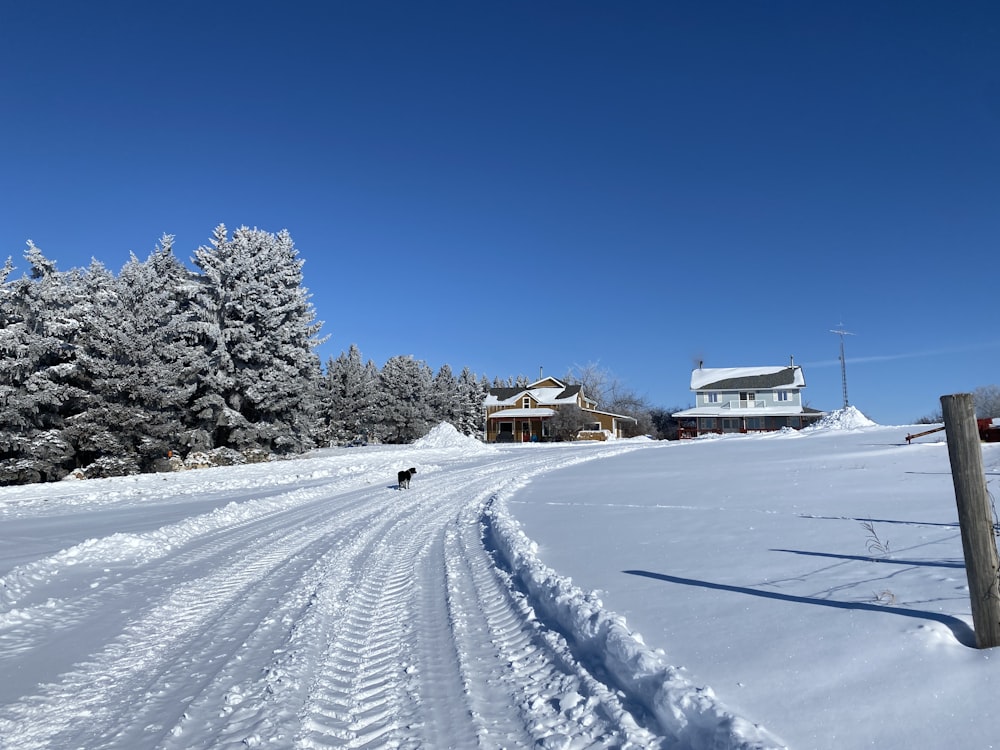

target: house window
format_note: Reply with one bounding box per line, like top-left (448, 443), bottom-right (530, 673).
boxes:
top-left (707, 393), bottom-right (719, 403)
top-left (586, 422), bottom-right (601, 431)
top-left (776, 391), bottom-right (789, 402)
top-left (522, 396), bottom-right (530, 408)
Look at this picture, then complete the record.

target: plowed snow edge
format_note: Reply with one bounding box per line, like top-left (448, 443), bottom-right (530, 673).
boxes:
top-left (483, 493), bottom-right (788, 750)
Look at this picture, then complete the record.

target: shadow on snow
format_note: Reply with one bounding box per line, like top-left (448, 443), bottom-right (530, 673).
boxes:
top-left (623, 569), bottom-right (976, 648)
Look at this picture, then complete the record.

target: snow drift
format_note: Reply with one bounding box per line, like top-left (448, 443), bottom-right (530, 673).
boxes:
top-left (484, 496), bottom-right (786, 750)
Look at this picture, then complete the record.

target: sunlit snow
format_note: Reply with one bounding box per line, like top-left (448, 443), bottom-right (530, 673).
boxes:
top-left (2, 411), bottom-right (998, 749)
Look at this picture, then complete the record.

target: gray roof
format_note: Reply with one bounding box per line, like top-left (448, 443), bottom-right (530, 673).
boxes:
top-left (488, 384), bottom-right (583, 401)
top-left (488, 387), bottom-right (523, 401)
top-left (700, 367), bottom-right (801, 391)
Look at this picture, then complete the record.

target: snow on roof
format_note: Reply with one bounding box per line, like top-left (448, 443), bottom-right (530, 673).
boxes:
top-left (487, 408), bottom-right (557, 419)
top-left (690, 366), bottom-right (804, 390)
top-left (485, 385), bottom-right (580, 406)
top-left (531, 387), bottom-right (578, 405)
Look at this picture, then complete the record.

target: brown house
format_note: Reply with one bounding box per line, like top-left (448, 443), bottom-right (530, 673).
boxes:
top-left (484, 376), bottom-right (636, 442)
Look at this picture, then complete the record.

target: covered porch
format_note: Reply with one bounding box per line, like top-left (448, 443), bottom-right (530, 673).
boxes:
top-left (485, 408), bottom-right (556, 443)
top-left (675, 412), bottom-right (822, 439)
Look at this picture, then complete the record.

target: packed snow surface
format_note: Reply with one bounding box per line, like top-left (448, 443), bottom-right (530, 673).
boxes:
top-left (2, 415), bottom-right (999, 749)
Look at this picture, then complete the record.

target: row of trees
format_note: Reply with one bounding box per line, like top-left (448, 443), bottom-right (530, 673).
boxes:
top-left (1, 229), bottom-right (667, 485)
top-left (319, 345), bottom-right (489, 446)
top-left (0, 227), bottom-right (326, 484)
top-left (0, 229), bottom-right (498, 485)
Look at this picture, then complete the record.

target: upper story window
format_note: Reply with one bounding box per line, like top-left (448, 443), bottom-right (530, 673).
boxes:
top-left (707, 393), bottom-right (719, 403)
top-left (776, 391), bottom-right (790, 402)
top-left (740, 392), bottom-right (756, 402)
top-left (522, 396), bottom-right (531, 408)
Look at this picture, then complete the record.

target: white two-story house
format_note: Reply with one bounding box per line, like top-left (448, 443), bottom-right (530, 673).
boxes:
top-left (672, 363), bottom-right (826, 438)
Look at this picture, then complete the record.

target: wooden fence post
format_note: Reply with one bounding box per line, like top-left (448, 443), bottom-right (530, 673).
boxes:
top-left (941, 393), bottom-right (1000, 649)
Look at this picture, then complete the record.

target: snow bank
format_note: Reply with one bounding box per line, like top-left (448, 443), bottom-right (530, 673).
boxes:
top-left (412, 422), bottom-right (494, 453)
top-left (483, 497), bottom-right (786, 750)
top-left (805, 405), bottom-right (877, 431)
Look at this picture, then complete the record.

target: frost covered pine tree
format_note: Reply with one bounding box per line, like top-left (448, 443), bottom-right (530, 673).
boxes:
top-left (190, 225), bottom-right (323, 454)
top-left (429, 363), bottom-right (458, 427)
top-left (358, 359), bottom-right (382, 442)
top-left (60, 258), bottom-right (141, 476)
top-left (143, 236), bottom-right (211, 453)
top-left (0, 244), bottom-right (83, 483)
top-left (322, 344), bottom-right (377, 445)
top-left (456, 366), bottom-right (487, 436)
top-left (374, 355), bottom-right (434, 443)
top-left (64, 237), bottom-right (204, 475)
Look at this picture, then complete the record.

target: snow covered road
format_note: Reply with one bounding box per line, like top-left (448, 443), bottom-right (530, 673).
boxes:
top-left (0, 426), bottom-right (781, 750)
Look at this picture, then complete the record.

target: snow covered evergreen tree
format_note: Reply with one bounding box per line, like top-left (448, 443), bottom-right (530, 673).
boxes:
top-left (144, 236), bottom-right (209, 452)
top-left (189, 225), bottom-right (323, 454)
top-left (315, 356), bottom-right (338, 447)
top-left (358, 359), bottom-right (382, 442)
top-left (0, 244), bottom-right (84, 483)
top-left (429, 363), bottom-right (458, 427)
top-left (455, 366), bottom-right (487, 436)
top-left (373, 355), bottom-right (434, 443)
top-left (425, 364), bottom-right (485, 437)
top-left (58, 259), bottom-right (139, 475)
top-left (63, 237), bottom-right (204, 475)
top-left (322, 344), bottom-right (377, 445)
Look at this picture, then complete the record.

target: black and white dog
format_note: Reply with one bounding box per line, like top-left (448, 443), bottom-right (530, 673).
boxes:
top-left (397, 467), bottom-right (417, 490)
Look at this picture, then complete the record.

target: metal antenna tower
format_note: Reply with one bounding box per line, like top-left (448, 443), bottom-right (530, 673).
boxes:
top-left (830, 325), bottom-right (855, 408)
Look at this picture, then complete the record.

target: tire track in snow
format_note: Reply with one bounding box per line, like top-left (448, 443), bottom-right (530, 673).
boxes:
top-left (294, 533), bottom-right (420, 748)
top-left (441, 493), bottom-right (664, 749)
top-left (0, 441), bottom-right (691, 750)
top-left (0, 480), bottom-right (403, 749)
top-left (1, 515), bottom-right (356, 748)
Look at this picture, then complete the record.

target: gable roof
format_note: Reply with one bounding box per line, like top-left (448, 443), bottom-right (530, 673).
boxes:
top-left (484, 383), bottom-right (583, 407)
top-left (528, 376), bottom-right (567, 389)
top-left (691, 366), bottom-right (805, 391)
top-left (487, 387), bottom-right (523, 402)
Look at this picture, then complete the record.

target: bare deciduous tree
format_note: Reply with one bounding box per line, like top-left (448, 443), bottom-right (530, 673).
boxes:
top-left (548, 404), bottom-right (587, 441)
top-left (915, 384), bottom-right (1000, 423)
top-left (974, 385), bottom-right (1000, 418)
top-left (563, 361), bottom-right (619, 405)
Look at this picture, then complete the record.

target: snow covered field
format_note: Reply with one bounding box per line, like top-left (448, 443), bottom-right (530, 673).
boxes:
top-left (1, 415), bottom-right (998, 749)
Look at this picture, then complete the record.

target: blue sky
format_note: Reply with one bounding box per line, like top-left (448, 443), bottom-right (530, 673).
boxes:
top-left (2, 1), bottom-right (997, 425)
